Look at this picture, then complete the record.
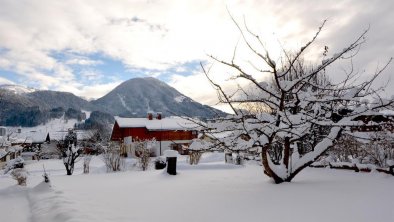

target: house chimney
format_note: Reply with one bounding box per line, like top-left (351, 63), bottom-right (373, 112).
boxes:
top-left (147, 111), bottom-right (153, 120)
top-left (156, 112), bottom-right (162, 120)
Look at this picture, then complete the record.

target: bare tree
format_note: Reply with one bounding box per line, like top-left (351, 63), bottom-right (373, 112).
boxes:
top-left (201, 18), bottom-right (393, 183)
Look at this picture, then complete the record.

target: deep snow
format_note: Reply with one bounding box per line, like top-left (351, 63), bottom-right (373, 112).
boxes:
top-left (0, 154), bottom-right (393, 222)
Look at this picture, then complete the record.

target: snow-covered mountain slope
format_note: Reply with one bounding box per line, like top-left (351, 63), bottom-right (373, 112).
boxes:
top-left (26, 90), bottom-right (95, 110)
top-left (0, 84), bottom-right (36, 95)
top-left (92, 77), bottom-right (225, 118)
top-left (0, 88), bottom-right (96, 127)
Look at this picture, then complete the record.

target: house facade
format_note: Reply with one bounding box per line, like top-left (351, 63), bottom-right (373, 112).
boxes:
top-left (111, 113), bottom-right (199, 156)
top-left (0, 127), bottom-right (23, 168)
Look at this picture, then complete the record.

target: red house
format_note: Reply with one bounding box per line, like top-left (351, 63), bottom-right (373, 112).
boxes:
top-left (111, 112), bottom-right (199, 156)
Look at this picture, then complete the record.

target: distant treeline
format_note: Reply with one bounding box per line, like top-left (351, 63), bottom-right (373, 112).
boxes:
top-left (1, 107), bottom-right (87, 127)
top-left (75, 110), bottom-right (114, 130)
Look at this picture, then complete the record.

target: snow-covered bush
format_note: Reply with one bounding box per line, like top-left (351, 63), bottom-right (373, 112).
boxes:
top-left (102, 142), bottom-right (125, 172)
top-left (200, 19), bottom-right (394, 183)
top-left (325, 130), bottom-right (394, 169)
top-left (4, 156), bottom-right (27, 186)
top-left (366, 131), bottom-right (394, 168)
top-left (188, 139), bottom-right (209, 165)
top-left (83, 155), bottom-right (92, 174)
top-left (11, 168), bottom-right (28, 186)
top-left (3, 156), bottom-right (24, 174)
top-left (328, 134), bottom-right (366, 163)
top-left (134, 139), bottom-right (157, 171)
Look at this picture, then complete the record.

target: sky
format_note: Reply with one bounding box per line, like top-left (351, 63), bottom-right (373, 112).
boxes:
top-left (0, 0), bottom-right (393, 112)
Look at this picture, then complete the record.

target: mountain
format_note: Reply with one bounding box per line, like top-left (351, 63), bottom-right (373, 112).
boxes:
top-left (0, 84), bottom-right (36, 95)
top-left (27, 90), bottom-right (95, 110)
top-left (0, 88), bottom-right (92, 127)
top-left (0, 85), bottom-right (95, 110)
top-left (92, 77), bottom-right (225, 118)
top-left (0, 78), bottom-right (225, 127)
top-left (0, 88), bottom-right (47, 126)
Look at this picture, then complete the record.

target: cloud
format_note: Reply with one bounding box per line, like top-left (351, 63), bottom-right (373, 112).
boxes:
top-left (0, 0), bottom-right (393, 108)
top-left (0, 76), bottom-right (14, 85)
top-left (59, 81), bottom-right (123, 100)
top-left (66, 58), bottom-right (103, 66)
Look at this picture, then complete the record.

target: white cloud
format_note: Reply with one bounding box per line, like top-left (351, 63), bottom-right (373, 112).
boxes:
top-left (0, 76), bottom-right (14, 85)
top-left (0, 0), bottom-right (393, 109)
top-left (63, 81), bottom-right (123, 100)
top-left (66, 58), bottom-right (102, 66)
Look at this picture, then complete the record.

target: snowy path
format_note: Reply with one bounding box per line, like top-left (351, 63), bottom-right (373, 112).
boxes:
top-left (0, 179), bottom-right (92, 222)
top-left (0, 186), bottom-right (30, 222)
top-left (28, 182), bottom-right (92, 222)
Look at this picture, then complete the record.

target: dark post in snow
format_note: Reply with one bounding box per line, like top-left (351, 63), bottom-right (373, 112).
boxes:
top-left (225, 152), bottom-right (233, 164)
top-left (388, 160), bottom-right (394, 175)
top-left (165, 150), bottom-right (178, 175)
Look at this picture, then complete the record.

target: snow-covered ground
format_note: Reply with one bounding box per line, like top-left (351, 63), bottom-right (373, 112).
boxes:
top-left (0, 153), bottom-right (393, 222)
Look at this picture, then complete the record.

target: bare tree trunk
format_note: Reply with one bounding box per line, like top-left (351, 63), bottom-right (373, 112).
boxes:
top-left (261, 146), bottom-right (284, 184)
top-left (284, 137), bottom-right (290, 169)
top-left (66, 167), bottom-right (73, 175)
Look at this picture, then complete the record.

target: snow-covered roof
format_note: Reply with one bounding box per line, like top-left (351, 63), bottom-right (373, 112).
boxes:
top-left (8, 129), bottom-right (93, 143)
top-left (379, 109), bottom-right (394, 115)
top-left (0, 145), bottom-right (23, 159)
top-left (0, 136), bottom-right (11, 147)
top-left (204, 131), bottom-right (233, 139)
top-left (0, 148), bottom-right (7, 158)
top-left (11, 131), bottom-right (47, 144)
top-left (48, 130), bottom-right (94, 141)
top-left (115, 117), bottom-right (199, 131)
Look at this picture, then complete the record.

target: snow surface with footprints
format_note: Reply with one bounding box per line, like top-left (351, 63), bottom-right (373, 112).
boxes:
top-left (1, 153), bottom-right (393, 222)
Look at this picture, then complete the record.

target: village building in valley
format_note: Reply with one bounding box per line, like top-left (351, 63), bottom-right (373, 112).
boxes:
top-left (111, 112), bottom-right (199, 156)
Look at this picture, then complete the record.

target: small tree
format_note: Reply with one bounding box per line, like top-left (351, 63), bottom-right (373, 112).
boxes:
top-left (134, 139), bottom-right (156, 171)
top-left (188, 139), bottom-right (208, 165)
top-left (102, 142), bottom-right (124, 172)
top-left (57, 129), bottom-right (82, 175)
top-left (83, 155), bottom-right (92, 174)
top-left (201, 18), bottom-right (393, 183)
